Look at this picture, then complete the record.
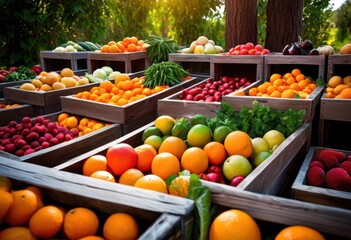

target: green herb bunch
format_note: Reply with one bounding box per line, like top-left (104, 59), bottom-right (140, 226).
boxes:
top-left (207, 101), bottom-right (306, 138)
top-left (145, 34), bottom-right (180, 64)
top-left (143, 61), bottom-right (189, 88)
top-left (5, 66), bottom-right (36, 82)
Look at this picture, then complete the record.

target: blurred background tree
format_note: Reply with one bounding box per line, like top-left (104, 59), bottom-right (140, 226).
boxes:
top-left (0, 0), bottom-right (349, 68)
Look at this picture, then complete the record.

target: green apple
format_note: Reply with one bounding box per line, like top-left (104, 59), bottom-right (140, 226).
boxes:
top-left (253, 151), bottom-right (272, 167)
top-left (222, 155), bottom-right (252, 181)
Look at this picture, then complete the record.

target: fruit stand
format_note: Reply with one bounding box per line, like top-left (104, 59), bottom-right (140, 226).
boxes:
top-left (1, 35), bottom-right (351, 240)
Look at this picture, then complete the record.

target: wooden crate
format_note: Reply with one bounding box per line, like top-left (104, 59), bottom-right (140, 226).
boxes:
top-left (0, 160), bottom-right (194, 240)
top-left (40, 51), bottom-right (89, 72)
top-left (318, 94), bottom-right (351, 148)
top-left (60, 76), bottom-right (202, 135)
top-left (264, 53), bottom-right (326, 82)
top-left (209, 181), bottom-right (351, 239)
top-left (157, 77), bottom-right (259, 119)
top-left (211, 55), bottom-right (264, 81)
top-left (291, 146), bottom-right (351, 210)
top-left (54, 121), bottom-right (311, 196)
top-left (3, 82), bottom-right (100, 114)
top-left (0, 98), bottom-right (33, 126)
top-left (88, 51), bottom-right (150, 74)
top-left (326, 54), bottom-right (351, 80)
top-left (0, 80), bottom-right (30, 98)
top-left (0, 111), bottom-right (121, 167)
top-left (168, 53), bottom-right (214, 76)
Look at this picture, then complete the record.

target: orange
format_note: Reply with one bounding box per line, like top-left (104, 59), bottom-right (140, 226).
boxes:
top-left (101, 45), bottom-right (111, 52)
top-left (291, 68), bottom-right (301, 77)
top-left (270, 73), bottom-right (283, 83)
top-left (118, 168), bottom-right (144, 186)
top-left (286, 76), bottom-right (296, 85)
top-left (90, 170), bottom-right (116, 182)
top-left (134, 144), bottom-right (157, 172)
top-left (0, 176), bottom-right (12, 191)
top-left (100, 80), bottom-right (114, 93)
top-left (203, 142), bottom-right (227, 165)
top-left (29, 205), bottom-right (65, 238)
top-left (60, 68), bottom-right (74, 77)
top-left (181, 147), bottom-right (209, 174)
top-left (63, 207), bottom-right (99, 240)
top-left (270, 90), bottom-right (282, 98)
top-left (82, 155), bottom-right (108, 176)
top-left (0, 189), bottom-right (13, 221)
top-left (283, 72), bottom-right (293, 79)
top-left (114, 73), bottom-right (130, 83)
top-left (25, 186), bottom-right (44, 209)
top-left (257, 84), bottom-right (268, 94)
top-left (66, 116), bottom-right (79, 129)
top-left (45, 71), bottom-right (61, 85)
top-left (130, 36), bottom-right (139, 45)
top-left (4, 189), bottom-right (38, 226)
top-left (282, 89), bottom-right (297, 98)
top-left (121, 80), bottom-right (133, 90)
top-left (151, 152), bottom-right (181, 180)
top-left (0, 226), bottom-right (38, 240)
top-left (290, 82), bottom-right (300, 91)
top-left (127, 43), bottom-right (137, 52)
top-left (79, 236), bottom-right (105, 240)
top-left (58, 113), bottom-right (70, 123)
top-left (328, 75), bottom-right (343, 88)
top-left (298, 79), bottom-right (309, 90)
top-left (275, 225), bottom-right (325, 240)
top-left (103, 213), bottom-right (139, 240)
top-left (224, 130), bottom-right (253, 158)
top-left (134, 174), bottom-right (168, 194)
top-left (158, 136), bottom-right (187, 160)
top-left (209, 209), bottom-right (261, 240)
top-left (248, 87), bottom-right (258, 96)
top-left (295, 74), bottom-right (305, 82)
top-left (187, 124), bottom-right (212, 148)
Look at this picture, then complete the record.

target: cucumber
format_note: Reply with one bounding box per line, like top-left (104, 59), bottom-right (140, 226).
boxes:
top-left (66, 40), bottom-right (76, 46)
top-left (59, 43), bottom-right (68, 48)
top-left (74, 43), bottom-right (84, 51)
top-left (85, 41), bottom-right (99, 50)
top-left (77, 41), bottom-right (91, 51)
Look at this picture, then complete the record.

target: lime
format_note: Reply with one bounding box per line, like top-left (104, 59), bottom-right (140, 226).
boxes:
top-left (251, 137), bottom-right (270, 158)
top-left (253, 151), bottom-right (272, 167)
top-left (142, 127), bottom-right (162, 142)
top-left (154, 115), bottom-right (175, 135)
top-left (263, 130), bottom-right (286, 150)
top-left (144, 135), bottom-right (163, 151)
top-left (213, 126), bottom-right (232, 143)
top-left (187, 124), bottom-right (212, 148)
top-left (190, 114), bottom-right (207, 126)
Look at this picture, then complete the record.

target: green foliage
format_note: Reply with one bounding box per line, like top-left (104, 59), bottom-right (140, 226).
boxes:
top-left (302, 0), bottom-right (333, 47)
top-left (331, 0), bottom-right (351, 50)
top-left (257, 0), bottom-right (268, 45)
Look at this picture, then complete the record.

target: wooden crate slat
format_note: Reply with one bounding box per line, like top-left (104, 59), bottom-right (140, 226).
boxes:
top-left (40, 51), bottom-right (89, 72)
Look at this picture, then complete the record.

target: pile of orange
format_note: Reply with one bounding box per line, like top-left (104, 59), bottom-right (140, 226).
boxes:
top-left (75, 74), bottom-right (168, 106)
top-left (100, 36), bottom-right (148, 53)
top-left (57, 112), bottom-right (110, 136)
top-left (324, 75), bottom-right (351, 99)
top-left (0, 176), bottom-right (139, 240)
top-left (248, 69), bottom-right (318, 99)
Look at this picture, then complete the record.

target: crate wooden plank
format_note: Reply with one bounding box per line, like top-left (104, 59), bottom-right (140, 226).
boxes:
top-left (291, 146), bottom-right (351, 209)
top-left (169, 53), bottom-right (213, 76)
top-left (88, 51), bottom-right (150, 73)
top-left (264, 54), bottom-right (326, 81)
top-left (0, 80), bottom-right (30, 98)
top-left (54, 121), bottom-right (310, 195)
top-left (40, 50), bottom-right (89, 72)
top-left (211, 54), bottom-right (264, 82)
top-left (0, 112), bottom-right (121, 167)
top-left (326, 54), bottom-right (351, 80)
top-left (222, 86), bottom-right (324, 123)
top-left (0, 99), bottom-right (33, 126)
top-left (3, 82), bottom-right (100, 107)
top-left (0, 159), bottom-right (193, 239)
top-left (60, 77), bottom-right (201, 124)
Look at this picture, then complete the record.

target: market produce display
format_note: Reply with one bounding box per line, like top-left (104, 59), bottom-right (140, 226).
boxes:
top-left (18, 68), bottom-right (90, 92)
top-left (246, 68), bottom-right (322, 99)
top-left (324, 75), bottom-right (351, 98)
top-left (307, 148), bottom-right (351, 192)
top-left (177, 75), bottom-right (253, 102)
top-left (181, 36), bottom-right (224, 54)
top-left (282, 38), bottom-right (319, 55)
top-left (0, 103), bottom-right (21, 109)
top-left (145, 34), bottom-right (180, 63)
top-left (99, 37), bottom-right (147, 53)
top-left (0, 113), bottom-right (110, 156)
top-left (226, 42), bottom-right (271, 55)
top-left (0, 65), bottom-right (42, 83)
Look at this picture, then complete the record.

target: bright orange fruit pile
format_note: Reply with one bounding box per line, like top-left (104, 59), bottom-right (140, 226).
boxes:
top-left (248, 69), bottom-right (318, 99)
top-left (100, 37), bottom-right (147, 53)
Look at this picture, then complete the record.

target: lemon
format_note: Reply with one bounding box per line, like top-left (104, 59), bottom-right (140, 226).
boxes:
top-left (213, 126), bottom-right (232, 143)
top-left (187, 124), bottom-right (212, 148)
top-left (144, 135), bottom-right (163, 151)
top-left (263, 130), bottom-right (286, 150)
top-left (154, 115), bottom-right (175, 135)
top-left (251, 137), bottom-right (270, 157)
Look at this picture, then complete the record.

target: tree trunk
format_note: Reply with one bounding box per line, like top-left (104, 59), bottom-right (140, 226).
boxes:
top-left (265, 0), bottom-right (304, 52)
top-left (225, 0), bottom-right (258, 51)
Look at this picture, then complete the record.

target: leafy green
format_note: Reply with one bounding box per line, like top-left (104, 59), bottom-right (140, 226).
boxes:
top-left (5, 66), bottom-right (36, 82)
top-left (208, 101), bottom-right (306, 138)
